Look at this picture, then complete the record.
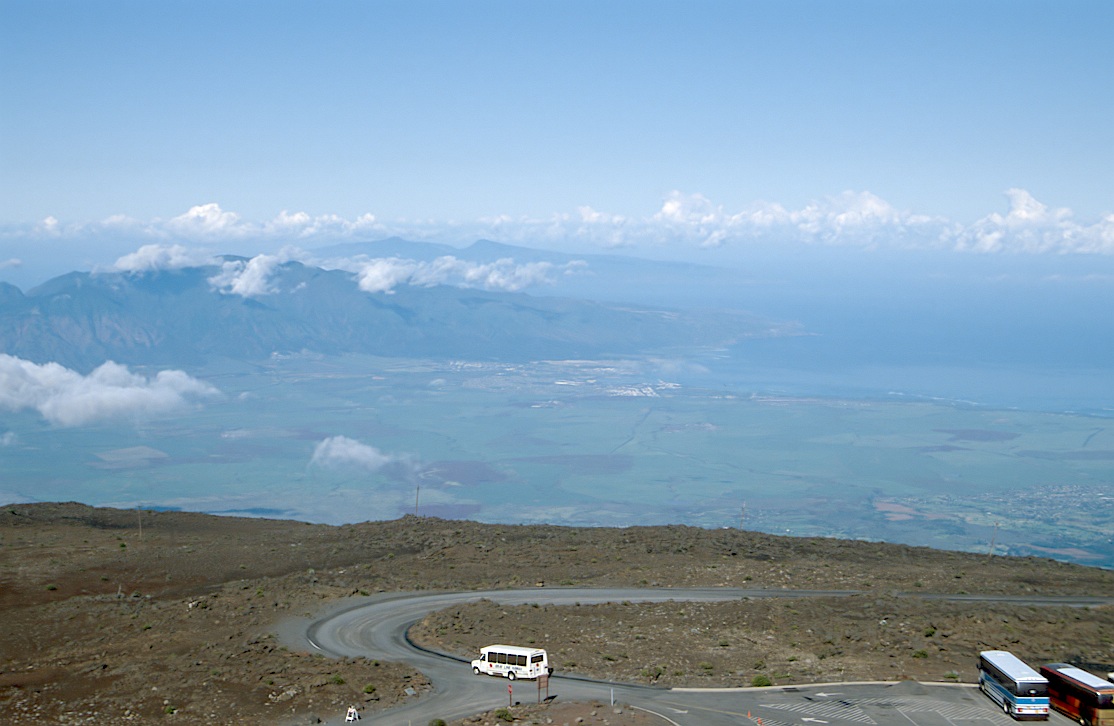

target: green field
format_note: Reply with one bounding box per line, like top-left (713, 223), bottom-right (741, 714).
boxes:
top-left (3, 354), bottom-right (1111, 567)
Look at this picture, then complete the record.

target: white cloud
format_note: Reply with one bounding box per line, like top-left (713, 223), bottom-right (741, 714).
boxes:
top-left (1, 431), bottom-right (15, 446)
top-left (349, 257), bottom-right (421, 294)
top-left (98, 213), bottom-right (151, 235)
top-left (0, 355), bottom-right (219, 427)
top-left (269, 209), bottom-right (312, 231)
top-left (953, 188), bottom-right (1114, 254)
top-left (166, 203), bottom-right (248, 238)
top-left (410, 256), bottom-right (559, 292)
top-left (793, 191), bottom-right (905, 235)
top-left (263, 210), bottom-right (382, 238)
top-left (654, 191), bottom-right (719, 225)
top-left (35, 216), bottom-right (61, 236)
top-left (0, 258), bottom-right (21, 270)
top-left (58, 204), bottom-right (389, 246)
top-left (642, 189), bottom-right (929, 248)
top-left (113, 244), bottom-right (219, 272)
top-left (325, 254), bottom-right (574, 294)
top-left (468, 189), bottom-right (1114, 255)
top-left (208, 253), bottom-right (282, 297)
top-left (577, 205), bottom-right (625, 226)
top-left (310, 436), bottom-right (395, 471)
top-left (466, 190), bottom-right (940, 252)
top-left (111, 244), bottom-right (310, 287)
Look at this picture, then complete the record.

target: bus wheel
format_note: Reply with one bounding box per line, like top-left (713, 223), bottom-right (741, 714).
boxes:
top-left (473, 667), bottom-right (481, 675)
top-left (1002, 703), bottom-right (1009, 714)
top-left (507, 672), bottom-right (516, 681)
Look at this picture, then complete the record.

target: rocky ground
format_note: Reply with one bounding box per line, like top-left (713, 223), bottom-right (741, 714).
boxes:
top-left (447, 700), bottom-right (661, 726)
top-left (2, 502), bottom-right (1112, 725)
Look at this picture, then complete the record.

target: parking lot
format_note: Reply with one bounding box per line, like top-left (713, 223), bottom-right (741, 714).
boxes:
top-left (654, 681), bottom-right (1080, 726)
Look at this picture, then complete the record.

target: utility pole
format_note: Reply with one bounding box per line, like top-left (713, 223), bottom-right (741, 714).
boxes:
top-left (987, 521), bottom-right (999, 559)
top-left (414, 484), bottom-right (420, 517)
top-left (739, 501), bottom-right (747, 530)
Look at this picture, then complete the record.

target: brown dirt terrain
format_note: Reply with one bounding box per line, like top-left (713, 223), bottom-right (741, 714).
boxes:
top-left (2, 502), bottom-right (1112, 725)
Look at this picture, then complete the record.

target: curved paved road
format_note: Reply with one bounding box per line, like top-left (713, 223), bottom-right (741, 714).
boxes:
top-left (289, 588), bottom-right (1105, 725)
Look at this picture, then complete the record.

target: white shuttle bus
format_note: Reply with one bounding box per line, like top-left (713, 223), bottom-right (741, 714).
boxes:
top-left (471, 644), bottom-right (552, 681)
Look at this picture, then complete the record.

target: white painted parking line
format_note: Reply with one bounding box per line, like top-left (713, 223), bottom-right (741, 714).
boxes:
top-left (760, 699), bottom-right (877, 724)
top-left (856, 696), bottom-right (996, 722)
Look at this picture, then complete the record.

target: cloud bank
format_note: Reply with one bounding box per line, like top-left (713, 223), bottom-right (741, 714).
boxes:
top-left (13, 189), bottom-right (1114, 257)
top-left (0, 355), bottom-right (220, 427)
top-left (207, 254), bottom-right (284, 297)
top-left (333, 255), bottom-right (579, 294)
top-left (113, 243), bottom-right (219, 272)
top-left (549, 189), bottom-right (1113, 253)
top-left (108, 243), bottom-right (580, 297)
top-left (954, 189), bottom-right (1114, 254)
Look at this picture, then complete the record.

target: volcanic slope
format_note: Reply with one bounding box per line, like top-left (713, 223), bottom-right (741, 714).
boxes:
top-left (1, 503), bottom-right (1112, 725)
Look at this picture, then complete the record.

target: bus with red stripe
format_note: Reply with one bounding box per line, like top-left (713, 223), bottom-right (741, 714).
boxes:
top-left (1039, 663), bottom-right (1114, 726)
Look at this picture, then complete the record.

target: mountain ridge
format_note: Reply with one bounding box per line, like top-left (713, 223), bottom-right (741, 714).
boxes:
top-left (0, 258), bottom-right (772, 371)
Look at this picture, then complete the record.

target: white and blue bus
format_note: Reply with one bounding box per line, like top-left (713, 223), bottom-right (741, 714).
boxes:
top-left (979, 650), bottom-right (1050, 720)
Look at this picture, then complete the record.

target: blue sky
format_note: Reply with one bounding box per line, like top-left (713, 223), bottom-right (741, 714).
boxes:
top-left (1, 0), bottom-right (1112, 285)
